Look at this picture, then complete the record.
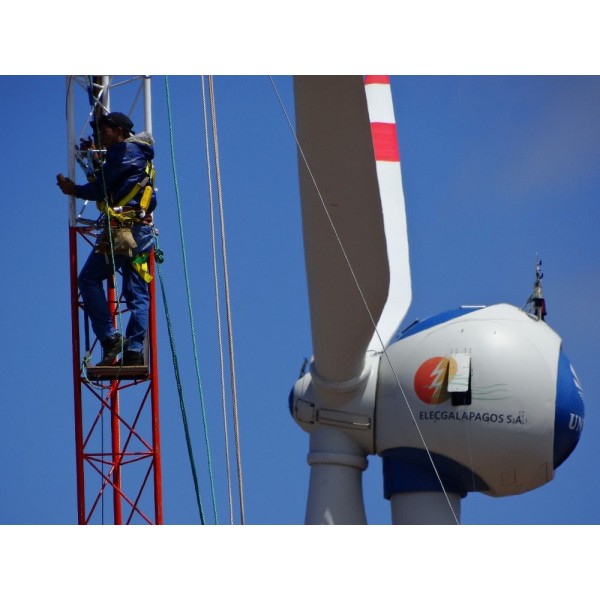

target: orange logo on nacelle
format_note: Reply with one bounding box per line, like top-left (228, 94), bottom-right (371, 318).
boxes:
top-left (414, 356), bottom-right (457, 404)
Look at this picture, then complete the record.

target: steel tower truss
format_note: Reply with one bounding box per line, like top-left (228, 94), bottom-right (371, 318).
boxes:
top-left (66, 76), bottom-right (163, 524)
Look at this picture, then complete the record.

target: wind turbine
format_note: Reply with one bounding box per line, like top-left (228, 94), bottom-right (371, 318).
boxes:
top-left (289, 76), bottom-right (584, 525)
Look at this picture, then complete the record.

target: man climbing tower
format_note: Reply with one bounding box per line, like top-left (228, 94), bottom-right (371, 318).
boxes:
top-left (57, 112), bottom-right (157, 366)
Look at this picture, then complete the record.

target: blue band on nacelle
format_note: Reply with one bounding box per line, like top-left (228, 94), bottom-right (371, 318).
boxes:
top-left (381, 447), bottom-right (488, 499)
top-left (554, 349), bottom-right (584, 468)
top-left (393, 306), bottom-right (483, 342)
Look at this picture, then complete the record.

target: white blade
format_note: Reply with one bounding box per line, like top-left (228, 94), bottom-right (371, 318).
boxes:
top-left (364, 76), bottom-right (412, 352)
top-left (294, 75), bottom-right (390, 384)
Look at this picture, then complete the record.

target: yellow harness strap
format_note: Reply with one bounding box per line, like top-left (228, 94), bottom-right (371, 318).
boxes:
top-left (115, 162), bottom-right (155, 208)
top-left (96, 162), bottom-right (155, 223)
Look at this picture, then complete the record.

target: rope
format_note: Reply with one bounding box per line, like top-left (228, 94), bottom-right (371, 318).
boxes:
top-left (84, 79), bottom-right (128, 503)
top-left (164, 75), bottom-right (219, 524)
top-left (154, 238), bottom-right (206, 524)
top-left (86, 76), bottom-right (127, 365)
top-left (207, 75), bottom-right (246, 524)
top-left (200, 76), bottom-right (235, 525)
top-left (269, 76), bottom-right (460, 524)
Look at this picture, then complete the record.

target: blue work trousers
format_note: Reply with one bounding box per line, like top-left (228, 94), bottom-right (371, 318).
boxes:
top-left (78, 224), bottom-right (154, 353)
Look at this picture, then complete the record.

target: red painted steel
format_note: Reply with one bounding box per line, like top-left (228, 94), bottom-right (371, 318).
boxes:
top-left (69, 226), bottom-right (86, 524)
top-left (107, 276), bottom-right (123, 525)
top-left (69, 228), bottom-right (163, 524)
top-left (148, 251), bottom-right (164, 524)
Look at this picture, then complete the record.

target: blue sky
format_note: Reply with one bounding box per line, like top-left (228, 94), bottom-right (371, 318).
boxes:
top-left (1, 4), bottom-right (599, 595)
top-left (2, 74), bottom-right (598, 529)
top-left (2, 53), bottom-right (600, 600)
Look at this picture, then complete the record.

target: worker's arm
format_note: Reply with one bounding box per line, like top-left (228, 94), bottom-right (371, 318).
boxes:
top-left (56, 142), bottom-right (142, 201)
top-left (56, 172), bottom-right (107, 200)
top-left (56, 145), bottom-right (123, 200)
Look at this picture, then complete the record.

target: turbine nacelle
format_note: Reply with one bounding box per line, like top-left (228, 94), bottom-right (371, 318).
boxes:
top-left (377, 303), bottom-right (584, 500)
top-left (290, 303), bottom-right (584, 522)
top-left (291, 75), bottom-right (584, 524)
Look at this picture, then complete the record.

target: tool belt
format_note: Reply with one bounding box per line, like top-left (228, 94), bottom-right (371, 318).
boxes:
top-left (95, 225), bottom-right (137, 257)
top-left (94, 206), bottom-right (153, 257)
top-left (94, 222), bottom-right (154, 283)
top-left (95, 203), bottom-right (153, 225)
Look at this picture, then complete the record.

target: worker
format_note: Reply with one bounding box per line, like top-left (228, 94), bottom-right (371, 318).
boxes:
top-left (57, 112), bottom-right (157, 366)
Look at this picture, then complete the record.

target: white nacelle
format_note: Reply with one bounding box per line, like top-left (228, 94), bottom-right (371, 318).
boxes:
top-left (376, 304), bottom-right (584, 498)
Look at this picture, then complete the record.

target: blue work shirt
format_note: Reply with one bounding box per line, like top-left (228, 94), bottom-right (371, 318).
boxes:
top-left (74, 132), bottom-right (157, 215)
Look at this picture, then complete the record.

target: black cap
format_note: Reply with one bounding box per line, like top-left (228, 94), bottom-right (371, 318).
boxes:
top-left (97, 112), bottom-right (135, 134)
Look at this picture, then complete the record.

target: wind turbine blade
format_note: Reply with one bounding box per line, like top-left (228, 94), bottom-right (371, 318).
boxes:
top-left (365, 76), bottom-right (412, 352)
top-left (294, 75), bottom-right (390, 384)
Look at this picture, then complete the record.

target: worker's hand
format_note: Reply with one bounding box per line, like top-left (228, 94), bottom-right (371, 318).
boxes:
top-left (56, 173), bottom-right (76, 196)
top-left (79, 136), bottom-right (95, 152)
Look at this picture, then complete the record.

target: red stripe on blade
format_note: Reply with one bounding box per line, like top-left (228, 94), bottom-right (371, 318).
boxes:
top-left (365, 75), bottom-right (390, 85)
top-left (371, 122), bottom-right (400, 162)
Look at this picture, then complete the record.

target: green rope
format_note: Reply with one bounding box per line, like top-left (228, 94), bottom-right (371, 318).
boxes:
top-left (154, 239), bottom-right (206, 524)
top-left (164, 75), bottom-right (219, 524)
top-left (85, 78), bottom-right (127, 381)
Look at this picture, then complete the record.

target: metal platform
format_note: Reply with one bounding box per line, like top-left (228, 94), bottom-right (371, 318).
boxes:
top-left (85, 365), bottom-right (149, 381)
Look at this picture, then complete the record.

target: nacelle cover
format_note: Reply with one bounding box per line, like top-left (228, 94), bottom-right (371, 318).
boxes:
top-left (376, 304), bottom-right (584, 497)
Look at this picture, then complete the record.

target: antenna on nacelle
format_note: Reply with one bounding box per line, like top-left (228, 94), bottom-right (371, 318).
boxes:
top-left (525, 256), bottom-right (547, 321)
top-left (290, 79), bottom-right (583, 525)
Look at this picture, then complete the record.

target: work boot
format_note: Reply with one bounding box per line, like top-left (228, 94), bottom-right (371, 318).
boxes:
top-left (120, 350), bottom-right (145, 366)
top-left (97, 333), bottom-right (126, 366)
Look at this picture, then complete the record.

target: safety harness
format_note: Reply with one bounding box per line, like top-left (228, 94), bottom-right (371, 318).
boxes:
top-left (96, 160), bottom-right (156, 224)
top-left (96, 160), bottom-right (156, 283)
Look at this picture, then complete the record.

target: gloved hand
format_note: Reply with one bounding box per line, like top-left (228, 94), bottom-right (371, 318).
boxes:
top-left (79, 136), bottom-right (95, 152)
top-left (56, 173), bottom-right (76, 195)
